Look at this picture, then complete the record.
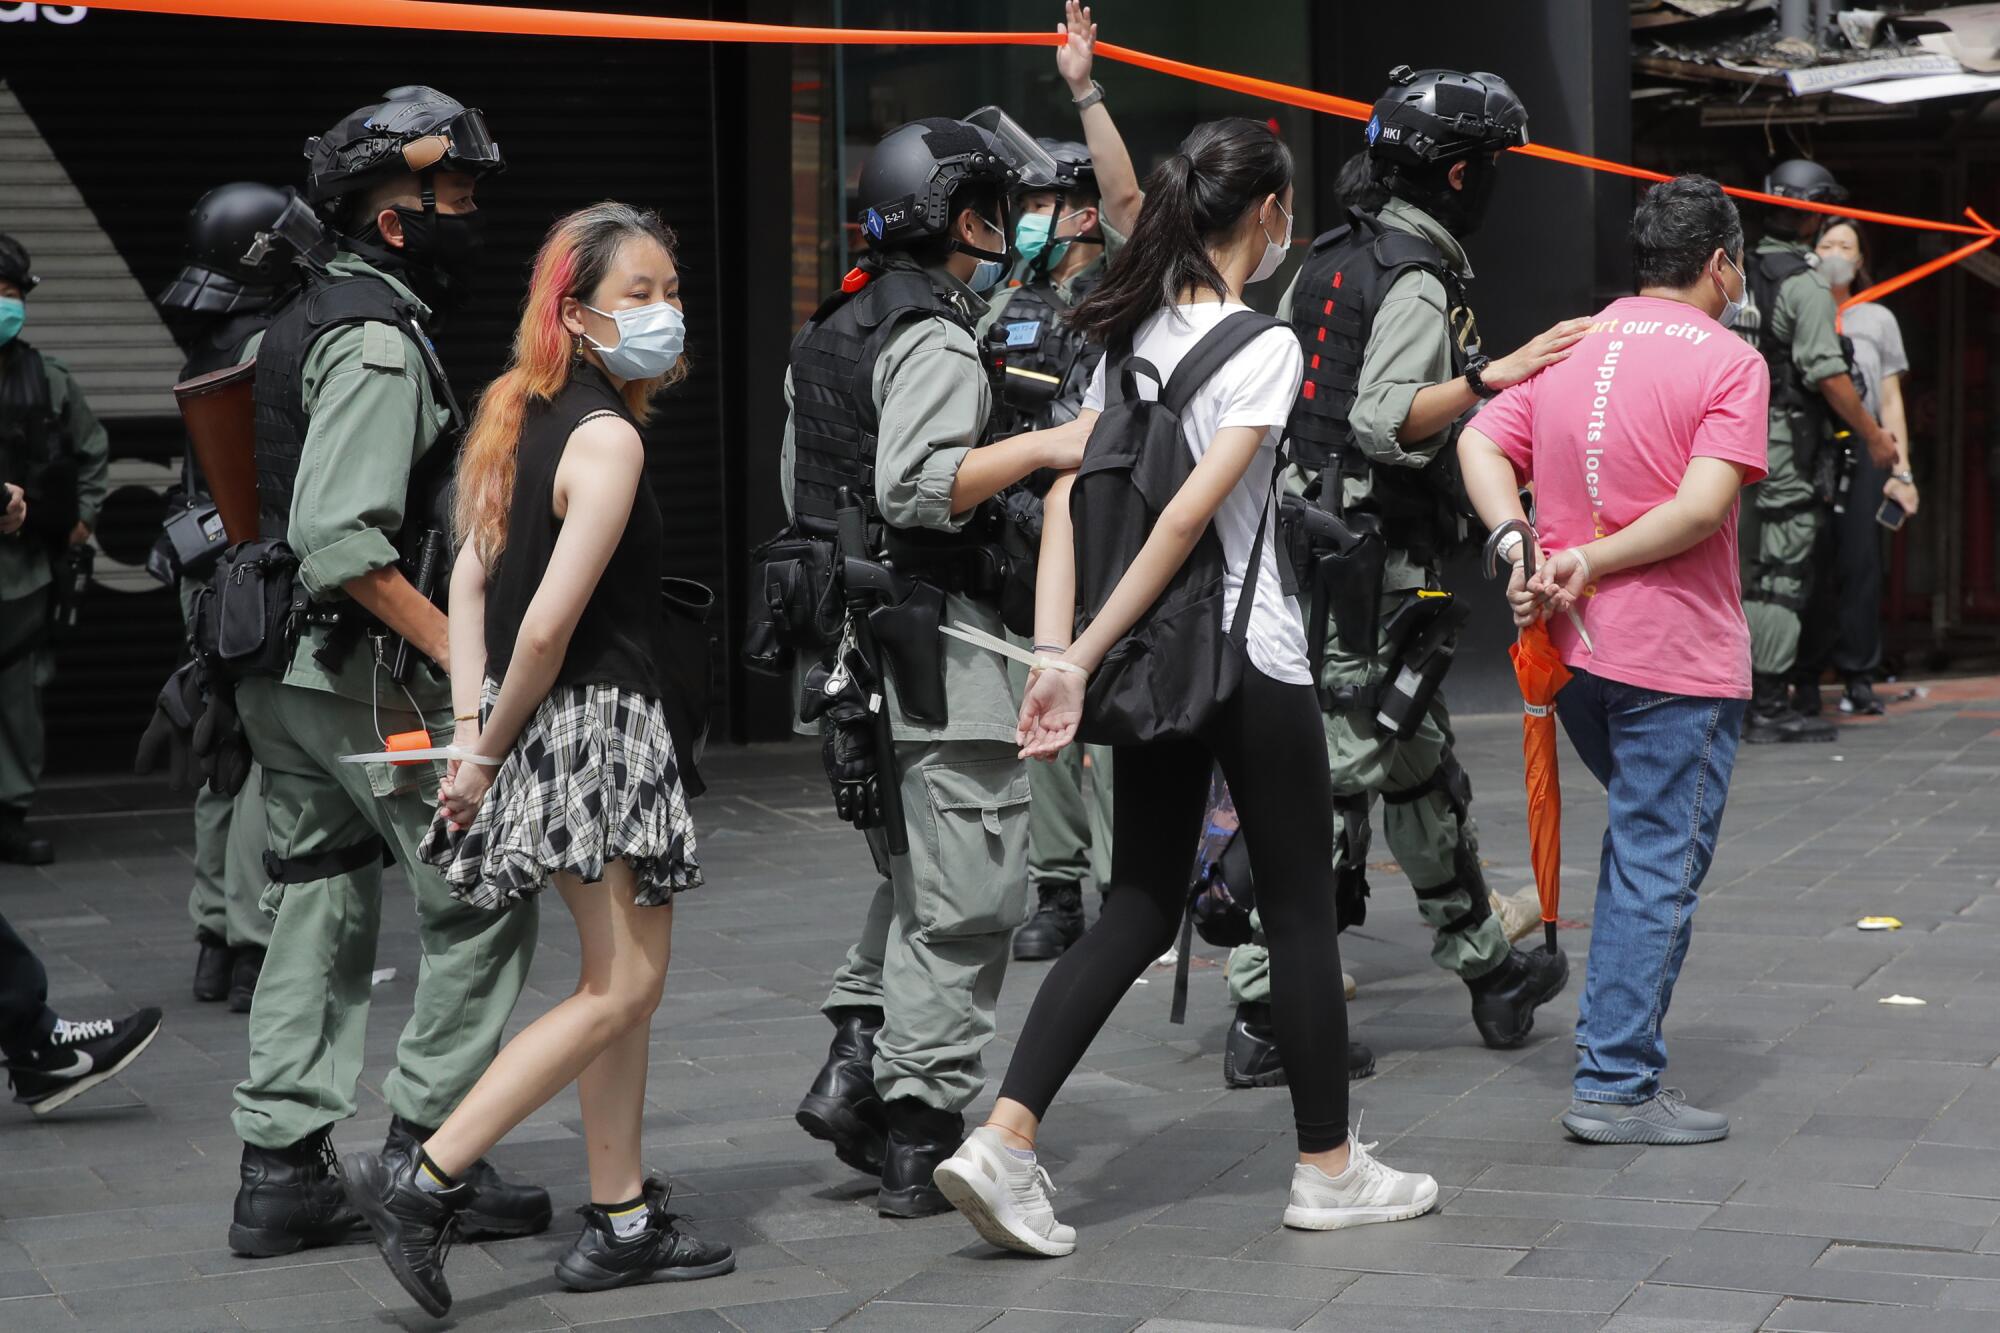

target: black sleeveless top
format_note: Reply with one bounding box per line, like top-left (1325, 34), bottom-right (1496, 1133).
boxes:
top-left (485, 362), bottom-right (663, 700)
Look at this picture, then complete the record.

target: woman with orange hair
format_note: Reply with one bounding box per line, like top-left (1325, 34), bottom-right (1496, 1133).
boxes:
top-left (341, 202), bottom-right (732, 1317)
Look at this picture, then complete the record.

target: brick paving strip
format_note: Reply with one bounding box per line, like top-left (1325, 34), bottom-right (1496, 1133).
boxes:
top-left (3, 676), bottom-right (1998, 1331)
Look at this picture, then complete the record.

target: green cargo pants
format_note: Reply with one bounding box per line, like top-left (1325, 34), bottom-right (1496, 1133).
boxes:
top-left (0, 588), bottom-right (52, 818)
top-left (1027, 743), bottom-right (1114, 890)
top-left (823, 738), bottom-right (1032, 1113)
top-left (1744, 428), bottom-right (1821, 677)
top-left (1228, 585), bottom-right (1509, 1005)
top-left (178, 579), bottom-right (271, 951)
top-left (231, 676), bottom-right (538, 1149)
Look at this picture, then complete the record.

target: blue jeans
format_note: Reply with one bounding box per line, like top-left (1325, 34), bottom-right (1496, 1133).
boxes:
top-left (1556, 670), bottom-right (1744, 1104)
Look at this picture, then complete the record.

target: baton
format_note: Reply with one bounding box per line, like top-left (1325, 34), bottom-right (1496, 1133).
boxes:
top-left (835, 490), bottom-right (908, 857)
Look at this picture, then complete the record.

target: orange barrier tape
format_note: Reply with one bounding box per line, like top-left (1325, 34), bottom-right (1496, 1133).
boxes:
top-left (1843, 231), bottom-right (1999, 312)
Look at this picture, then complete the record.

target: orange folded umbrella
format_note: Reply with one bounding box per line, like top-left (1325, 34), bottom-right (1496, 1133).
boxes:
top-left (1508, 619), bottom-right (1572, 955)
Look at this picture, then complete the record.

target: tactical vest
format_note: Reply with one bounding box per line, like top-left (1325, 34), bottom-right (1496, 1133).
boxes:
top-left (0, 340), bottom-right (59, 483)
top-left (180, 310), bottom-right (273, 499)
top-left (981, 272), bottom-right (1103, 440)
top-left (252, 269), bottom-right (449, 542)
top-left (1284, 209), bottom-right (1476, 563)
top-left (1741, 248), bottom-right (1815, 413)
top-left (789, 264), bottom-right (985, 545)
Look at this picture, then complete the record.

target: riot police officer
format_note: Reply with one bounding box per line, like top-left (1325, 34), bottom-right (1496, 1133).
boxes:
top-left (782, 116), bottom-right (1088, 1217)
top-left (152, 182), bottom-right (309, 1010)
top-left (1737, 159), bottom-right (1897, 743)
top-left (0, 234), bottom-right (108, 866)
top-left (220, 87), bottom-right (547, 1258)
top-left (974, 8), bottom-right (1143, 962)
top-left (1227, 68), bottom-right (1588, 1081)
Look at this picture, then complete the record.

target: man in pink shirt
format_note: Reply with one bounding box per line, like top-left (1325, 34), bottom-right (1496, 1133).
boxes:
top-left (1459, 175), bottom-right (1769, 1146)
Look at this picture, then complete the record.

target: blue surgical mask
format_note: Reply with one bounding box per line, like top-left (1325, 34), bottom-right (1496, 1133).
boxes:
top-left (1715, 253), bottom-right (1748, 330)
top-left (1014, 209), bottom-right (1082, 270)
top-left (967, 257), bottom-right (1006, 295)
top-left (0, 297), bottom-right (23, 347)
top-left (583, 300), bottom-right (686, 381)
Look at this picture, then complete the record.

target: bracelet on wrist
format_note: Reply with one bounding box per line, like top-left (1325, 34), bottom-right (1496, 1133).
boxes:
top-left (453, 712), bottom-right (479, 723)
top-left (1072, 79), bottom-right (1105, 110)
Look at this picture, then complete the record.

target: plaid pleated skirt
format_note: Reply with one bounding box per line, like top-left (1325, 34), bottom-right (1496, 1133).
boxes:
top-left (419, 680), bottom-right (702, 909)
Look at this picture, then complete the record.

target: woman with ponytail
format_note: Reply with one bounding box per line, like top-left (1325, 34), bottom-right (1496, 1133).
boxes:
top-left (933, 120), bottom-right (1437, 1257)
top-left (342, 202), bottom-right (732, 1316)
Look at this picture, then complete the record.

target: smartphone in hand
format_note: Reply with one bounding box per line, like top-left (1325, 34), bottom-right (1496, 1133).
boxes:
top-left (1877, 497), bottom-right (1908, 531)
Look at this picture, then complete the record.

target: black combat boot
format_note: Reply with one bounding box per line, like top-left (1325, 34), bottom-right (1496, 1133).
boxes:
top-left (194, 930), bottom-right (232, 1003)
top-left (1223, 1001), bottom-right (1375, 1088)
top-left (341, 1148), bottom-right (472, 1318)
top-left (795, 1007), bottom-right (887, 1175)
top-left (1793, 670), bottom-right (1823, 717)
top-left (227, 946), bottom-right (264, 1013)
top-left (1012, 880), bottom-right (1085, 961)
top-left (877, 1098), bottom-right (963, 1218)
top-left (555, 1178), bottom-right (736, 1291)
top-left (0, 809), bottom-right (51, 866)
top-left (1467, 947), bottom-right (1571, 1050)
top-left (228, 1128), bottom-right (369, 1257)
top-left (1744, 672), bottom-right (1835, 744)
top-left (384, 1115), bottom-right (552, 1239)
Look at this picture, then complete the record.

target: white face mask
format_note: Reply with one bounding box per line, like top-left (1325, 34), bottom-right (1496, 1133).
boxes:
top-left (1714, 253), bottom-right (1748, 330)
top-left (1817, 253), bottom-right (1858, 289)
top-left (583, 300), bottom-right (686, 380)
top-left (1249, 201), bottom-right (1293, 285)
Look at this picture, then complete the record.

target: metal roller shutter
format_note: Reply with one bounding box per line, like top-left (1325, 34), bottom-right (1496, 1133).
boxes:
top-left (1, 6), bottom-right (729, 773)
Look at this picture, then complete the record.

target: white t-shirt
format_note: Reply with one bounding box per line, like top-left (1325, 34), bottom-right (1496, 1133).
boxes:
top-left (1083, 301), bottom-right (1310, 685)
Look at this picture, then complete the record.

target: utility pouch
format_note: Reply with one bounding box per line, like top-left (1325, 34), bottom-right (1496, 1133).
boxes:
top-left (200, 538), bottom-right (303, 683)
top-left (743, 528), bottom-right (840, 676)
top-left (867, 578), bottom-right (949, 725)
top-left (997, 486), bottom-right (1043, 639)
top-left (1372, 590), bottom-right (1468, 741)
top-left (1323, 517), bottom-right (1386, 657)
top-left (164, 500), bottom-right (230, 583)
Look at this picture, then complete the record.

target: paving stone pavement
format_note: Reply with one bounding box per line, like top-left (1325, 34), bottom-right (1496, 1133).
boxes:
top-left (3, 678), bottom-right (1999, 1332)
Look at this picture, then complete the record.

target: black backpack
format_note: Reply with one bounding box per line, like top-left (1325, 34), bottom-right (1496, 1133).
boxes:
top-left (1071, 310), bottom-right (1288, 747)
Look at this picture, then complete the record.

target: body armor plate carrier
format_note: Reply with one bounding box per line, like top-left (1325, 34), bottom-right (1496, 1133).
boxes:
top-left (981, 272), bottom-right (1103, 440)
top-left (1284, 209), bottom-right (1476, 566)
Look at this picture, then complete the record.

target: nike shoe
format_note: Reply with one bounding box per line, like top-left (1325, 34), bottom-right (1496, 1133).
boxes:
top-left (4, 1009), bottom-right (163, 1116)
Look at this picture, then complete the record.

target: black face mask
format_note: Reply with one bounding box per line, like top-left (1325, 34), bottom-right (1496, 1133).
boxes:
top-left (387, 204), bottom-right (487, 315)
top-left (1433, 156), bottom-right (1500, 239)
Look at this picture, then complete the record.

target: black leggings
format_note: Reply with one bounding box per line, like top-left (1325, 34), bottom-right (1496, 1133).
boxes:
top-left (998, 667), bottom-right (1349, 1152)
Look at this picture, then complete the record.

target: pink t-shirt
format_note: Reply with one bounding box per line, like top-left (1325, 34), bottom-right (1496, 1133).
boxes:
top-left (1470, 296), bottom-right (1770, 699)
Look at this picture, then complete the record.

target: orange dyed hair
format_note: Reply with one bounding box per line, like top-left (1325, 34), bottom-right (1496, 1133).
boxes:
top-left (455, 201), bottom-right (684, 568)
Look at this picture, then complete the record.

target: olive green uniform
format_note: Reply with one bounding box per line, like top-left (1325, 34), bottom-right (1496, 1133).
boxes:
top-left (1231, 199), bottom-right (1509, 1007)
top-left (231, 254), bottom-right (538, 1150)
top-left (975, 226), bottom-right (1125, 897)
top-left (0, 350), bottom-right (107, 825)
top-left (782, 257), bottom-right (1032, 1115)
top-left (1744, 235), bottom-right (1848, 676)
top-left (179, 326), bottom-right (271, 953)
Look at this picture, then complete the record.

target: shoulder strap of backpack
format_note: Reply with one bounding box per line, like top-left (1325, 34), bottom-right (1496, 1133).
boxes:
top-left (1160, 310), bottom-right (1288, 417)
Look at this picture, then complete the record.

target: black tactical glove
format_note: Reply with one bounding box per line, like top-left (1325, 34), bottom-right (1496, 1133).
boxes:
top-left (801, 644), bottom-right (887, 832)
top-left (192, 682), bottom-right (254, 797)
top-left (134, 661), bottom-right (202, 790)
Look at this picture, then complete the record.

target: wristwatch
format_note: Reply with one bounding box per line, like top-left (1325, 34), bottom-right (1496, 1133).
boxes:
top-left (1463, 354), bottom-right (1499, 399)
top-left (1072, 80), bottom-right (1106, 111)
top-left (1891, 469), bottom-right (1915, 485)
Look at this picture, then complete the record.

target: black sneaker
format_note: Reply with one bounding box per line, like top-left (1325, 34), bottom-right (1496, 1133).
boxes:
top-left (228, 1128), bottom-right (369, 1257)
top-left (5, 1009), bottom-right (163, 1115)
top-left (1841, 677), bottom-right (1885, 716)
top-left (795, 1007), bottom-right (887, 1175)
top-left (0, 811), bottom-right (52, 866)
top-left (1223, 1001), bottom-right (1374, 1088)
top-left (1013, 881), bottom-right (1085, 961)
top-left (1467, 946), bottom-right (1570, 1050)
top-left (194, 931), bottom-right (232, 1003)
top-left (341, 1149), bottom-right (471, 1318)
top-left (555, 1179), bottom-right (735, 1291)
top-left (877, 1098), bottom-right (962, 1218)
top-left (227, 946), bottom-right (263, 1013)
top-left (383, 1115), bottom-right (552, 1239)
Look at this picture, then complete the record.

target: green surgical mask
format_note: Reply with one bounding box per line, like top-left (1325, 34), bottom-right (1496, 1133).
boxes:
top-left (0, 297), bottom-right (22, 347)
top-left (1014, 210), bottom-right (1083, 270)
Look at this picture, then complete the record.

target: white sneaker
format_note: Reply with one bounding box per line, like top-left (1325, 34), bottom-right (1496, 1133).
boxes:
top-left (1282, 1135), bottom-right (1438, 1231)
top-left (931, 1127), bottom-right (1077, 1257)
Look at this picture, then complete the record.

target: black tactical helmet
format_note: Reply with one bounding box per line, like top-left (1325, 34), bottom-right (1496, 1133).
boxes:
top-left (1764, 158), bottom-right (1847, 204)
top-left (0, 233), bottom-right (38, 294)
top-left (1366, 65), bottom-right (1529, 169)
top-left (1034, 138), bottom-right (1096, 196)
top-left (304, 85), bottom-right (504, 219)
top-left (157, 182), bottom-right (331, 315)
top-left (856, 118), bottom-right (1019, 249)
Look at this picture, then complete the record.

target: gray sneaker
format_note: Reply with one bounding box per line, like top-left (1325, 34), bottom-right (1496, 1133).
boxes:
top-left (1562, 1089), bottom-right (1728, 1145)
